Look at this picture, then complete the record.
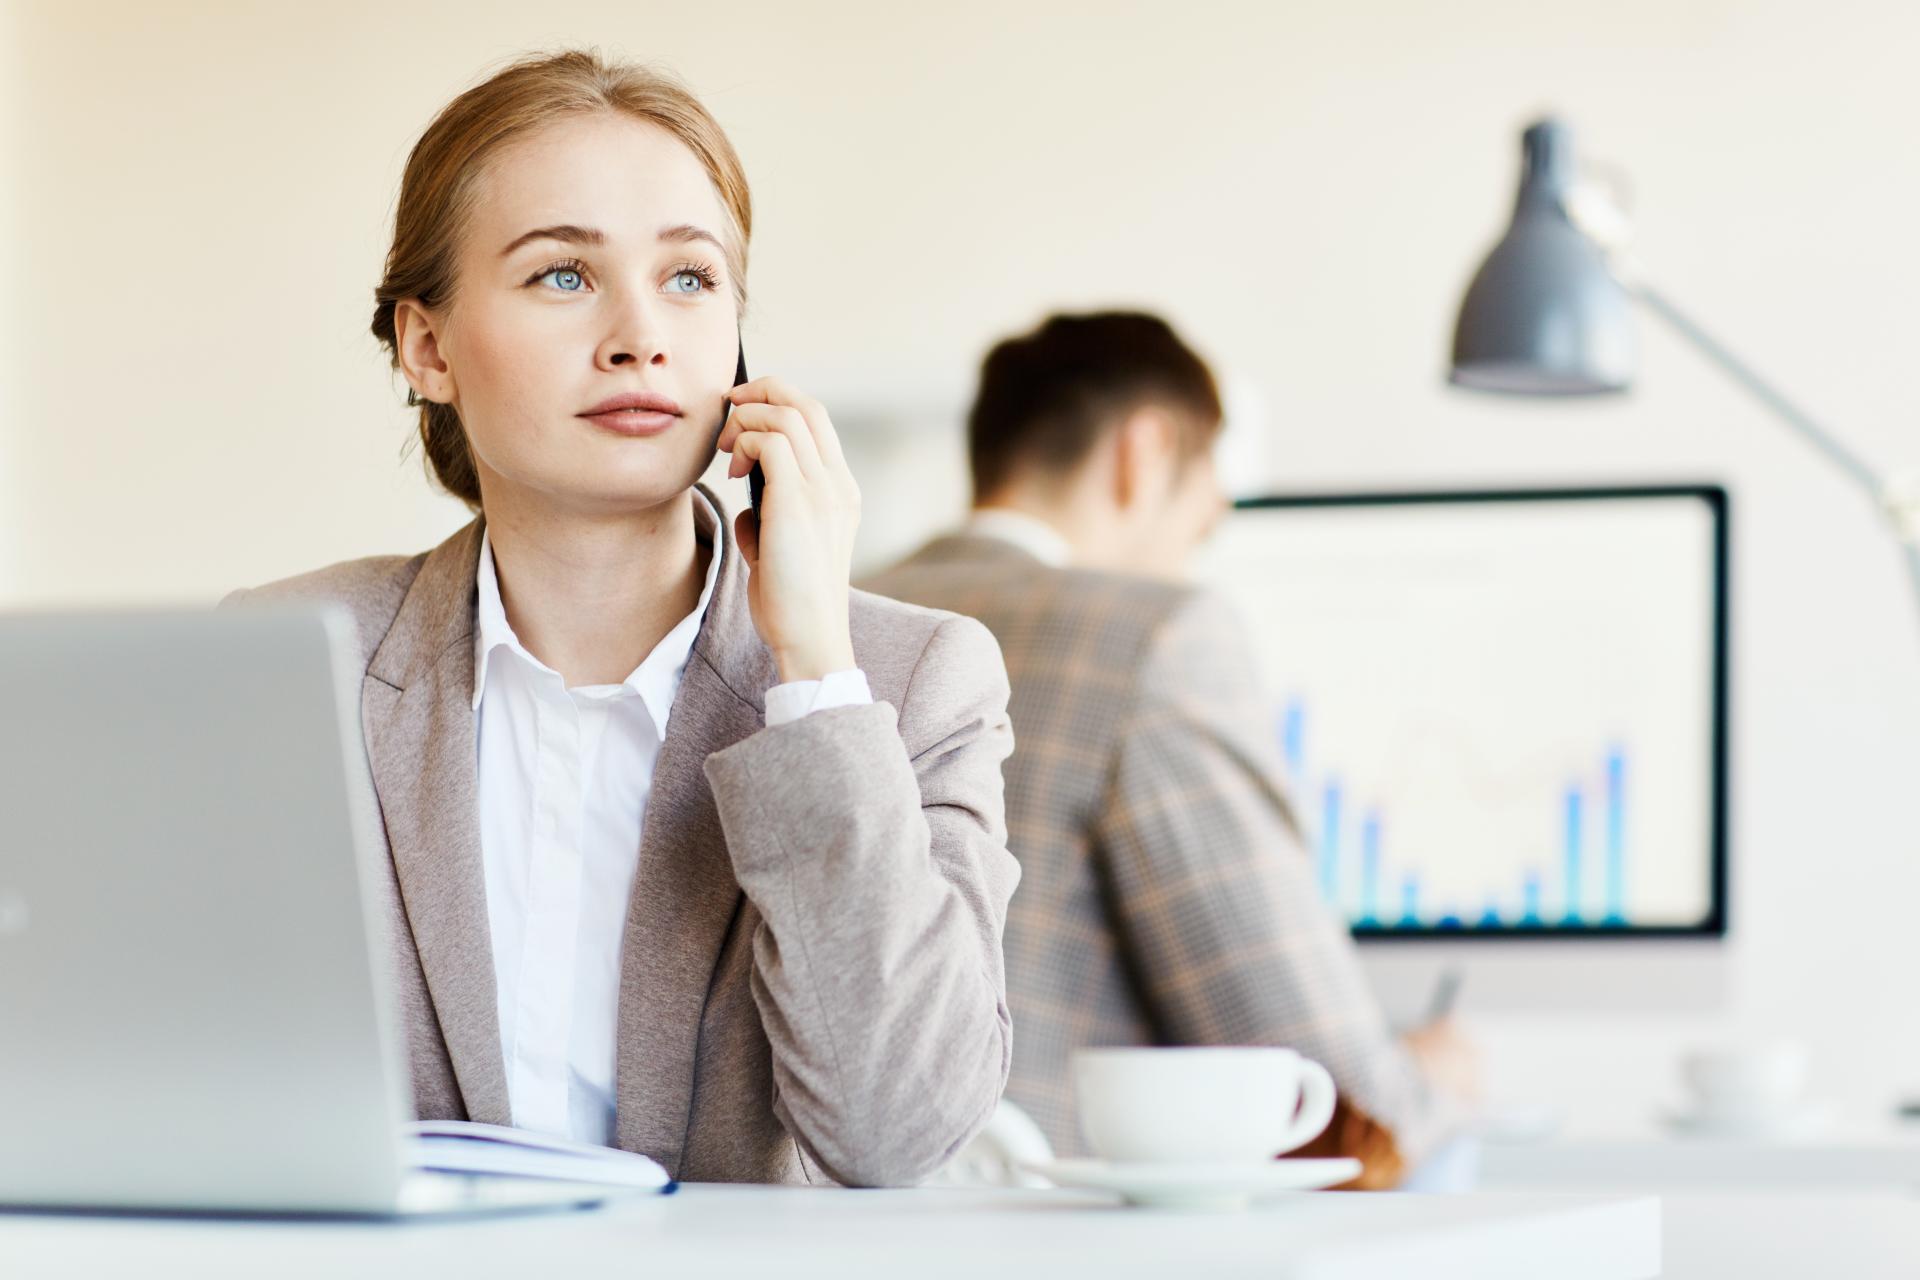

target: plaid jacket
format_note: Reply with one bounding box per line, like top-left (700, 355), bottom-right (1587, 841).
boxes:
top-left (862, 533), bottom-right (1456, 1177)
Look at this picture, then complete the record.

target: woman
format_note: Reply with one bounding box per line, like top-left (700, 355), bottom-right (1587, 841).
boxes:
top-left (229, 49), bottom-right (1018, 1188)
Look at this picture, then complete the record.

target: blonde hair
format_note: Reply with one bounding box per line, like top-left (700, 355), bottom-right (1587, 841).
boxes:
top-left (370, 49), bottom-right (753, 509)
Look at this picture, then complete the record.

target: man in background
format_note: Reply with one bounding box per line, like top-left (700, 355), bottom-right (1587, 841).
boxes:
top-left (862, 312), bottom-right (1476, 1186)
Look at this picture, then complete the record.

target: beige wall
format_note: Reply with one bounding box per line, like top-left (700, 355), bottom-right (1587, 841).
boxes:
top-left (0, 0), bottom-right (21, 599)
top-left (8, 0), bottom-right (1920, 1125)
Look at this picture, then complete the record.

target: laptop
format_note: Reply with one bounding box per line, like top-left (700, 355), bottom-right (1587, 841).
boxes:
top-left (0, 604), bottom-right (634, 1216)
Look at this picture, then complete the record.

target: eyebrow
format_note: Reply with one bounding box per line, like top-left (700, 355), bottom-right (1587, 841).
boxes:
top-left (657, 223), bottom-right (727, 253)
top-left (498, 222), bottom-right (727, 258)
top-left (499, 224), bottom-right (604, 257)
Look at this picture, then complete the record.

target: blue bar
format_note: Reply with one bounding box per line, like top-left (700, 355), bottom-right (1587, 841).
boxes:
top-left (1521, 870), bottom-right (1544, 925)
top-left (1604, 746), bottom-right (1626, 925)
top-left (1319, 779), bottom-right (1342, 903)
top-left (1563, 786), bottom-right (1584, 925)
top-left (1359, 811), bottom-right (1382, 926)
top-left (1478, 901), bottom-right (1504, 928)
top-left (1281, 698), bottom-right (1305, 776)
top-left (1399, 875), bottom-right (1420, 927)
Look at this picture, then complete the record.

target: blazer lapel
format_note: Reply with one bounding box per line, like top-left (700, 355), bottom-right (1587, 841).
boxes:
top-left (362, 518), bottom-right (512, 1126)
top-left (614, 485), bottom-right (775, 1171)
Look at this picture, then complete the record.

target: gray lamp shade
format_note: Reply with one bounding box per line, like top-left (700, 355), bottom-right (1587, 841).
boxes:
top-left (1449, 119), bottom-right (1638, 396)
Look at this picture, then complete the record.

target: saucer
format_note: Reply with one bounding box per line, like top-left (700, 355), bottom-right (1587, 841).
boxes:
top-left (1016, 1157), bottom-right (1362, 1209)
top-left (1660, 1097), bottom-right (1836, 1141)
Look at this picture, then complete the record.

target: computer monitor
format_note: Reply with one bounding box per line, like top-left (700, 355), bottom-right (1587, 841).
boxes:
top-left (1191, 485), bottom-right (1730, 1010)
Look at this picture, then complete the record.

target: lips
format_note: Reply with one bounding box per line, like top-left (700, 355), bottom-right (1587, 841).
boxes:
top-left (578, 390), bottom-right (683, 438)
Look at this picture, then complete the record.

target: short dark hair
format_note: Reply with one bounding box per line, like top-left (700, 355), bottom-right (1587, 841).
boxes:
top-left (966, 311), bottom-right (1223, 501)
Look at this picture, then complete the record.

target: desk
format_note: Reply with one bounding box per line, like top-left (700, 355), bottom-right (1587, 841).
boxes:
top-left (2, 1184), bottom-right (1658, 1280)
top-left (1662, 1193), bottom-right (1920, 1280)
top-left (1480, 1120), bottom-right (1920, 1192)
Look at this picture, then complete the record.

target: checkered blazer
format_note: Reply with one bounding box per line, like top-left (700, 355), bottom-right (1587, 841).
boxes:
top-left (862, 533), bottom-right (1456, 1176)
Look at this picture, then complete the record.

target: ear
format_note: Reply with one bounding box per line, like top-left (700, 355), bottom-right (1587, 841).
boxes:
top-left (1112, 406), bottom-right (1178, 510)
top-left (393, 299), bottom-right (456, 405)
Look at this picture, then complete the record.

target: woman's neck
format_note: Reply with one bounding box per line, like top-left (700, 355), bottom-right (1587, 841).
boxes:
top-left (481, 488), bottom-right (710, 688)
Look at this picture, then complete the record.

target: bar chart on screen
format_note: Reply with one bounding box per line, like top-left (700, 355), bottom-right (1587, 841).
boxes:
top-left (1279, 695), bottom-right (1632, 930)
top-left (1194, 490), bottom-right (1724, 937)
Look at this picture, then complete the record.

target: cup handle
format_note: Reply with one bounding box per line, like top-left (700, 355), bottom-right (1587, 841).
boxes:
top-left (1278, 1058), bottom-right (1338, 1154)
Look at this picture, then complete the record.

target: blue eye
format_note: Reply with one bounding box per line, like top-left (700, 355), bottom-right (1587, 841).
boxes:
top-left (540, 267), bottom-right (586, 292)
top-left (665, 269), bottom-right (708, 294)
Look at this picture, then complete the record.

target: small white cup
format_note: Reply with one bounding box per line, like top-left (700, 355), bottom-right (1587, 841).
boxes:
top-left (1681, 1042), bottom-right (1809, 1126)
top-left (1073, 1046), bottom-right (1337, 1164)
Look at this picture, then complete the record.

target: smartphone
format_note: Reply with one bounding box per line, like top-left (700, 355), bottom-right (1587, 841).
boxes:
top-left (728, 340), bottom-right (763, 518)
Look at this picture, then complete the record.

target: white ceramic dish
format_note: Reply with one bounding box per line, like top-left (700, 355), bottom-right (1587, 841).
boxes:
top-left (1660, 1097), bottom-right (1836, 1141)
top-left (1018, 1156), bottom-right (1361, 1209)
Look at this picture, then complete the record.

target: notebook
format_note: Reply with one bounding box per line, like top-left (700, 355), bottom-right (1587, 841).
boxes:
top-left (409, 1121), bottom-right (676, 1193)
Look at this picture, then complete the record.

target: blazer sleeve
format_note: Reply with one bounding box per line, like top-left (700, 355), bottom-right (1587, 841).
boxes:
top-left (701, 614), bottom-right (1018, 1188)
top-left (1090, 589), bottom-right (1463, 1173)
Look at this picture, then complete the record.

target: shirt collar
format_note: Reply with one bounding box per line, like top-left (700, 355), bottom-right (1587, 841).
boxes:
top-left (964, 507), bottom-right (1074, 568)
top-left (472, 488), bottom-right (726, 734)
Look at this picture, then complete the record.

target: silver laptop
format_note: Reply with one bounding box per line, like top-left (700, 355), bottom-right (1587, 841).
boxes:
top-left (0, 605), bottom-right (602, 1216)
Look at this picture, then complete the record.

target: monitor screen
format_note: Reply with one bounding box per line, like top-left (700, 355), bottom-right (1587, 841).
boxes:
top-left (1191, 486), bottom-right (1728, 939)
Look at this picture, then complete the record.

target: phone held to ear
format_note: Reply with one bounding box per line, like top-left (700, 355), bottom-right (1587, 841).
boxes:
top-left (729, 341), bottom-right (764, 518)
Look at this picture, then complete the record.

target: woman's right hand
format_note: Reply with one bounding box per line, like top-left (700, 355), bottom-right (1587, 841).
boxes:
top-left (717, 376), bottom-right (863, 683)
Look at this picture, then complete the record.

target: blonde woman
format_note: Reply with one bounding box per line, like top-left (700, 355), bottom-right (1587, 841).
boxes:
top-left (229, 50), bottom-right (1018, 1188)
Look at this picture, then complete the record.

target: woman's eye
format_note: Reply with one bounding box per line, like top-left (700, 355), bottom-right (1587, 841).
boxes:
top-left (538, 267), bottom-right (586, 292)
top-left (665, 269), bottom-right (707, 294)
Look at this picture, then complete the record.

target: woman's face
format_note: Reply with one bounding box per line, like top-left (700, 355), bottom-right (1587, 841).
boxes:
top-left (430, 113), bottom-right (741, 517)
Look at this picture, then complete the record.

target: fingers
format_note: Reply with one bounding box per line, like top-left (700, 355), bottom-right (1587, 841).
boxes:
top-left (727, 426), bottom-right (802, 492)
top-left (719, 401), bottom-right (823, 478)
top-left (716, 376), bottom-right (860, 681)
top-left (726, 375), bottom-right (847, 469)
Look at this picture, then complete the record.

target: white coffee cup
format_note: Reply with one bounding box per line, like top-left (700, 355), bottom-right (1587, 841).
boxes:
top-left (1072, 1046), bottom-right (1337, 1164)
top-left (1681, 1041), bottom-right (1808, 1126)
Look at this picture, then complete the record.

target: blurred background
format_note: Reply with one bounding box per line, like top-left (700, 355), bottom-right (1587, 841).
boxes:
top-left (4, 0), bottom-right (1919, 1151)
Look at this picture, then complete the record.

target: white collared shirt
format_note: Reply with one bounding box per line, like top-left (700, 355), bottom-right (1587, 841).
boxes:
top-left (473, 489), bottom-right (871, 1145)
top-left (964, 507), bottom-right (1073, 568)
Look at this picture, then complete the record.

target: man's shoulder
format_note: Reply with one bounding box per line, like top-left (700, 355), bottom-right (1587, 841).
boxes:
top-left (864, 537), bottom-right (1200, 649)
top-left (1028, 575), bottom-right (1259, 700)
top-left (1021, 566), bottom-right (1204, 653)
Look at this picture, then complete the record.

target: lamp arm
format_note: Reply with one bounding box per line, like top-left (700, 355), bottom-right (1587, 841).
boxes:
top-left (1624, 279), bottom-right (1920, 627)
top-left (1628, 282), bottom-right (1880, 490)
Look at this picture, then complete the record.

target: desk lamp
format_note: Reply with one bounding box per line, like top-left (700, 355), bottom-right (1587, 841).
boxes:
top-left (1450, 116), bottom-right (1920, 1122)
top-left (1448, 117), bottom-right (1920, 617)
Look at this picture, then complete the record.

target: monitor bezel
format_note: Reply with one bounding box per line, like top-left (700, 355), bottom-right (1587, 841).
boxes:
top-left (1228, 483), bottom-right (1731, 943)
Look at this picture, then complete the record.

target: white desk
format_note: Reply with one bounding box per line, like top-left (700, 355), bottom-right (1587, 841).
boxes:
top-left (1, 1184), bottom-right (1658, 1280)
top-left (1662, 1193), bottom-right (1920, 1280)
top-left (1480, 1119), bottom-right (1920, 1192)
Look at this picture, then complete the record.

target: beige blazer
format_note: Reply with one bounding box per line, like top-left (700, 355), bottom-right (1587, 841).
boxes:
top-left (229, 488), bottom-right (1019, 1187)
top-left (863, 534), bottom-right (1458, 1182)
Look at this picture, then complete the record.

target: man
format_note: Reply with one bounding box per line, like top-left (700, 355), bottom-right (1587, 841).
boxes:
top-left (861, 312), bottom-right (1475, 1186)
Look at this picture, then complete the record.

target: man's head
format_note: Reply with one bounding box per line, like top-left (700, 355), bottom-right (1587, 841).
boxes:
top-left (967, 311), bottom-right (1229, 577)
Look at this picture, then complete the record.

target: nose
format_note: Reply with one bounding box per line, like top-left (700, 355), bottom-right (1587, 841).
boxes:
top-left (595, 290), bottom-right (668, 370)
